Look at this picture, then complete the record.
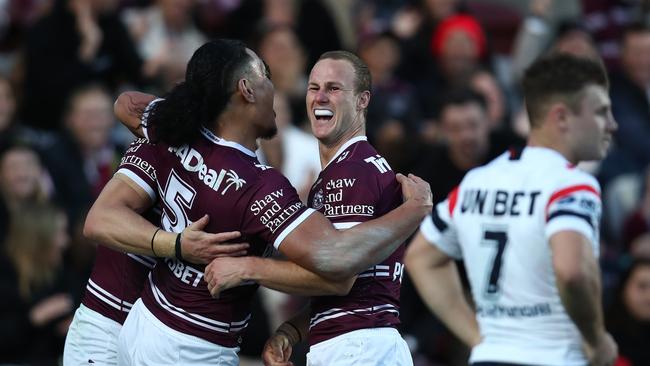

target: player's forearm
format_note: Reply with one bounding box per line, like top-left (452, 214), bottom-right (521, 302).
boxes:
top-left (556, 257), bottom-right (606, 347)
top-left (85, 200), bottom-right (175, 257)
top-left (243, 257), bottom-right (354, 296)
top-left (276, 306), bottom-right (310, 346)
top-left (84, 177), bottom-right (176, 257)
top-left (317, 199), bottom-right (428, 278)
top-left (408, 259), bottom-right (480, 347)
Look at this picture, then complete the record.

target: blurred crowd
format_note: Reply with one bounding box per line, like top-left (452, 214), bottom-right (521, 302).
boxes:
top-left (0, 0), bottom-right (648, 365)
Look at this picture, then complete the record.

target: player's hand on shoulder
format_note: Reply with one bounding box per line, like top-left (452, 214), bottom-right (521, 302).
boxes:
top-left (204, 257), bottom-right (249, 298)
top-left (584, 331), bottom-right (618, 366)
top-left (180, 214), bottom-right (249, 264)
top-left (396, 173), bottom-right (433, 211)
top-left (262, 332), bottom-right (294, 366)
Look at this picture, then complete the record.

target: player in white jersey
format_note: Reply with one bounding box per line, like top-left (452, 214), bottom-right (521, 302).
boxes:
top-left (405, 54), bottom-right (619, 366)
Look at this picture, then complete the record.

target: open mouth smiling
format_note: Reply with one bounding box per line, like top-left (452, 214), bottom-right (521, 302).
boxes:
top-left (314, 108), bottom-right (334, 122)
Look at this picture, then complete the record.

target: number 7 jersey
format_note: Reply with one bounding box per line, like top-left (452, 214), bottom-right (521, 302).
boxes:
top-left (420, 147), bottom-right (602, 366)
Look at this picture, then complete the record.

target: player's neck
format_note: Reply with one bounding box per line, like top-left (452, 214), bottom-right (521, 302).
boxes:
top-left (318, 126), bottom-right (365, 168)
top-left (214, 111), bottom-right (258, 152)
top-left (527, 131), bottom-right (577, 164)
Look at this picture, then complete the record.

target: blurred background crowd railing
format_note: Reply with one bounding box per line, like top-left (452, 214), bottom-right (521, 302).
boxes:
top-left (0, 0), bottom-right (649, 365)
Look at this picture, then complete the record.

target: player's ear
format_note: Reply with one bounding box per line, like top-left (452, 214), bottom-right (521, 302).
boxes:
top-left (238, 79), bottom-right (255, 103)
top-left (549, 103), bottom-right (569, 131)
top-left (357, 90), bottom-right (370, 110)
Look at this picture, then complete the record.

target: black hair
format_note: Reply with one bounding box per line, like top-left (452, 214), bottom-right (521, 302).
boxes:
top-left (147, 39), bottom-right (253, 146)
top-left (522, 53), bottom-right (608, 128)
top-left (437, 88), bottom-right (488, 120)
top-left (621, 22), bottom-right (650, 44)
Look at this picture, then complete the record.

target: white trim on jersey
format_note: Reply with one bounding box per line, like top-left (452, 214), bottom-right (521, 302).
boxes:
top-left (309, 304), bottom-right (399, 329)
top-left (127, 253), bottom-right (156, 269)
top-left (358, 264), bottom-right (391, 278)
top-left (200, 126), bottom-right (257, 157)
top-left (332, 222), bottom-right (361, 229)
top-left (273, 208), bottom-right (316, 249)
top-left (148, 274), bottom-right (250, 334)
top-left (86, 279), bottom-right (133, 312)
top-left (115, 168), bottom-right (157, 201)
top-left (324, 136), bottom-right (368, 168)
top-left (141, 98), bottom-right (164, 142)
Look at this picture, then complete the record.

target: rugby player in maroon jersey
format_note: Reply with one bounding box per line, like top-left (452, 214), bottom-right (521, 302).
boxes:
top-left (85, 40), bottom-right (431, 364)
top-left (201, 51), bottom-right (415, 365)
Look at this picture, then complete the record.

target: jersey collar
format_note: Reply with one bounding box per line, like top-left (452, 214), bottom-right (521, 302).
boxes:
top-left (324, 135), bottom-right (368, 169)
top-left (200, 126), bottom-right (257, 158)
top-left (522, 146), bottom-right (570, 166)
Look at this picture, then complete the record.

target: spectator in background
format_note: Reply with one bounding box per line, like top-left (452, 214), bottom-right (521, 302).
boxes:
top-left (122, 0), bottom-right (206, 92)
top-left (221, 0), bottom-right (341, 69)
top-left (254, 25), bottom-right (307, 125)
top-left (20, 0), bottom-right (144, 131)
top-left (0, 141), bottom-right (49, 246)
top-left (582, 0), bottom-right (646, 68)
top-left (394, 0), bottom-right (462, 82)
top-left (551, 21), bottom-right (600, 60)
top-left (359, 31), bottom-right (421, 172)
top-left (622, 167), bottom-right (650, 249)
top-left (0, 73), bottom-right (44, 146)
top-left (0, 202), bottom-right (72, 365)
top-left (0, 74), bottom-right (17, 140)
top-left (416, 13), bottom-right (492, 135)
top-left (606, 259), bottom-right (650, 366)
top-left (413, 89), bottom-right (521, 204)
top-left (470, 69), bottom-right (508, 131)
top-left (600, 24), bottom-right (650, 185)
top-left (41, 84), bottom-right (120, 227)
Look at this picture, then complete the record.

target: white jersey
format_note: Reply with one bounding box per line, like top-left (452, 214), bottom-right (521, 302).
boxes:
top-left (420, 147), bottom-right (601, 366)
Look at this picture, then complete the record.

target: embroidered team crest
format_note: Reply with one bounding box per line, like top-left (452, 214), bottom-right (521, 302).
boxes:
top-left (336, 151), bottom-right (350, 163)
top-left (312, 189), bottom-right (324, 210)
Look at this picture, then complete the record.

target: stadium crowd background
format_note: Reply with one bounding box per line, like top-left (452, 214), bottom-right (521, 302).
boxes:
top-left (0, 0), bottom-right (648, 365)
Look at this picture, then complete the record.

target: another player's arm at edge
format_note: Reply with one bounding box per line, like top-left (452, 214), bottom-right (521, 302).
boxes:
top-left (404, 231), bottom-right (481, 348)
top-left (550, 231), bottom-right (612, 354)
top-left (210, 257), bottom-right (356, 296)
top-left (114, 91), bottom-right (157, 137)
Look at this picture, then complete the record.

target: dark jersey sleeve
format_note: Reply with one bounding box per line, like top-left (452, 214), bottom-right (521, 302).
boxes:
top-left (115, 138), bottom-right (159, 202)
top-left (240, 168), bottom-right (314, 249)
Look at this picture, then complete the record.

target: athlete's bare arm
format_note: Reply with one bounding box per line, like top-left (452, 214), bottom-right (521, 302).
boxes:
top-left (84, 174), bottom-right (249, 264)
top-left (114, 91), bottom-right (157, 137)
top-left (550, 231), bottom-right (618, 366)
top-left (205, 256), bottom-right (356, 298)
top-left (404, 231), bottom-right (481, 348)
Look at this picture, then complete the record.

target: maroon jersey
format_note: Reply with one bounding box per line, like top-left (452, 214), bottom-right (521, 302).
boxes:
top-left (307, 136), bottom-right (404, 346)
top-left (119, 132), bottom-right (313, 347)
top-left (81, 246), bottom-right (156, 324)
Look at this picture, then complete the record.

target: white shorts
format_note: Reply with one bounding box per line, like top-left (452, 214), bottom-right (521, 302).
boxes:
top-left (117, 299), bottom-right (239, 365)
top-left (63, 304), bottom-right (122, 365)
top-left (306, 327), bottom-right (413, 366)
